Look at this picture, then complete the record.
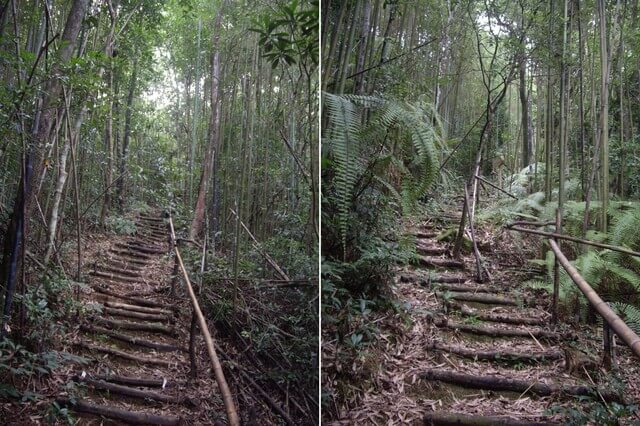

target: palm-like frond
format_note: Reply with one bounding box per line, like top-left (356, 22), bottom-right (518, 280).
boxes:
top-left (323, 93), bottom-right (441, 256)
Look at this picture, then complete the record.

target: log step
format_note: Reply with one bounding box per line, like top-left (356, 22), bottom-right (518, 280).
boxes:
top-left (90, 270), bottom-right (141, 283)
top-left (107, 254), bottom-right (148, 266)
top-left (435, 320), bottom-right (562, 340)
top-left (96, 264), bottom-right (142, 277)
top-left (93, 316), bottom-right (176, 336)
top-left (419, 257), bottom-right (464, 269)
top-left (103, 300), bottom-right (174, 316)
top-left (424, 412), bottom-right (556, 426)
top-left (439, 292), bottom-right (522, 306)
top-left (417, 245), bottom-right (448, 256)
top-left (103, 306), bottom-right (172, 323)
top-left (420, 369), bottom-right (623, 402)
top-left (73, 376), bottom-right (193, 406)
top-left (75, 342), bottom-right (177, 367)
top-left (81, 324), bottom-right (183, 352)
top-left (414, 231), bottom-right (438, 239)
top-left (93, 287), bottom-right (177, 310)
top-left (115, 243), bottom-right (164, 255)
top-left (400, 274), bottom-right (492, 293)
top-left (92, 374), bottom-right (171, 388)
top-left (431, 275), bottom-right (468, 284)
top-left (55, 399), bottom-right (181, 425)
top-left (428, 342), bottom-right (563, 363)
top-left (450, 303), bottom-right (548, 326)
top-left (109, 248), bottom-right (152, 261)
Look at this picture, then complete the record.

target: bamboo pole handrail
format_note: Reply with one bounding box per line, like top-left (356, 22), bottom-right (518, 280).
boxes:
top-left (549, 240), bottom-right (640, 359)
top-left (167, 213), bottom-right (240, 426)
top-left (507, 225), bottom-right (640, 258)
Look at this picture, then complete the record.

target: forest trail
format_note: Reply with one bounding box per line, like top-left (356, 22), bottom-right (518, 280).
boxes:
top-left (54, 212), bottom-right (224, 425)
top-left (339, 209), bottom-right (640, 425)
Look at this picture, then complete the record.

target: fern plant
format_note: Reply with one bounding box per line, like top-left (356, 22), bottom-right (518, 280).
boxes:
top-left (323, 93), bottom-right (442, 256)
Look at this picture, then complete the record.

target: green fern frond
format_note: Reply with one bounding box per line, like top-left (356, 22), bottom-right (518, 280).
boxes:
top-left (610, 303), bottom-right (640, 334)
top-left (323, 93), bottom-right (364, 255)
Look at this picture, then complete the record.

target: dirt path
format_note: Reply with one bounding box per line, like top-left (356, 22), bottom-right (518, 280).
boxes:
top-left (335, 214), bottom-right (640, 425)
top-left (55, 212), bottom-right (225, 424)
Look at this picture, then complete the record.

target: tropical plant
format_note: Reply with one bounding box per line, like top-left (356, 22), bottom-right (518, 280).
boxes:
top-left (323, 93), bottom-right (442, 256)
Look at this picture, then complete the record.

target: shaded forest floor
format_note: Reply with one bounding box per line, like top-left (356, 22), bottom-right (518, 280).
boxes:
top-left (324, 206), bottom-right (640, 425)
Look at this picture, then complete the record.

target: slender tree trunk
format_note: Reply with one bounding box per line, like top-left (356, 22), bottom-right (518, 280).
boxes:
top-left (117, 57), bottom-right (138, 211)
top-left (598, 0), bottom-right (610, 233)
top-left (190, 8), bottom-right (223, 240)
top-left (519, 59), bottom-right (531, 169)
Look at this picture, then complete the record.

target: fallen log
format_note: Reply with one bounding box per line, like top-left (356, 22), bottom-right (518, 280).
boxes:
top-left (427, 342), bottom-right (563, 363)
top-left (420, 369), bottom-right (624, 402)
top-left (103, 300), bottom-right (174, 316)
top-left (56, 399), bottom-right (181, 425)
top-left (80, 324), bottom-right (182, 352)
top-left (90, 270), bottom-right (141, 284)
top-left (93, 287), bottom-right (177, 310)
top-left (438, 292), bottom-right (522, 306)
top-left (435, 321), bottom-right (562, 340)
top-left (94, 316), bottom-right (176, 336)
top-left (73, 376), bottom-right (196, 406)
top-left (451, 303), bottom-right (547, 326)
top-left (420, 257), bottom-right (465, 269)
top-left (75, 342), bottom-right (176, 367)
top-left (424, 412), bottom-right (556, 426)
top-left (102, 306), bottom-right (171, 323)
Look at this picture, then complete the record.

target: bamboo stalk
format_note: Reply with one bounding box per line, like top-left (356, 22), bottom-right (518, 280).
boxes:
top-left (508, 226), bottom-right (640, 258)
top-left (168, 213), bottom-right (239, 426)
top-left (549, 240), bottom-right (640, 359)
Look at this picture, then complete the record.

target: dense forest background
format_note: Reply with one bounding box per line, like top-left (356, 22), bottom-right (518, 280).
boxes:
top-left (321, 0), bottom-right (640, 421)
top-left (0, 0), bottom-right (318, 422)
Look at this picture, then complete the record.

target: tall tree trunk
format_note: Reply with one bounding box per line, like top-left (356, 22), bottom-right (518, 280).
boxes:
top-left (598, 0), bottom-right (610, 233)
top-left (117, 57), bottom-right (138, 211)
top-left (519, 59), bottom-right (531, 169)
top-left (190, 8), bottom-right (223, 240)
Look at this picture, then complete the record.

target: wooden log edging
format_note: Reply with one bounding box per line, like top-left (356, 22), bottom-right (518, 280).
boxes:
top-left (420, 369), bottom-right (624, 402)
top-left (424, 411), bottom-right (556, 426)
top-left (55, 399), bottom-right (181, 425)
top-left (550, 240), bottom-right (640, 359)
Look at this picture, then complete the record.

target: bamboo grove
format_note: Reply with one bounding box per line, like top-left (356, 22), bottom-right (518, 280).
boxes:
top-left (0, 0), bottom-right (318, 422)
top-left (321, 0), bottom-right (640, 420)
